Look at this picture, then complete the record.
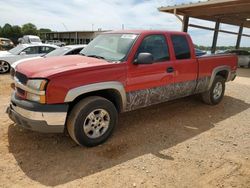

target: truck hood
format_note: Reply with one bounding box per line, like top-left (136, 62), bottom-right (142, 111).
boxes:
top-left (12, 56), bottom-right (42, 69)
top-left (16, 55), bottom-right (114, 78)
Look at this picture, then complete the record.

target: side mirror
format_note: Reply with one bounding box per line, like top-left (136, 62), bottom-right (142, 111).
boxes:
top-left (20, 51), bottom-right (26, 55)
top-left (134, 53), bottom-right (153, 65)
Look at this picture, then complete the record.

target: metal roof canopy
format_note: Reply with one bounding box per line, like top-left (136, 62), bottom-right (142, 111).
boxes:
top-left (158, 0), bottom-right (250, 53)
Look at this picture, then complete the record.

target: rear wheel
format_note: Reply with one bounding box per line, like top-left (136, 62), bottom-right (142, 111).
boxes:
top-left (0, 61), bottom-right (10, 74)
top-left (201, 75), bottom-right (225, 105)
top-left (67, 96), bottom-right (118, 147)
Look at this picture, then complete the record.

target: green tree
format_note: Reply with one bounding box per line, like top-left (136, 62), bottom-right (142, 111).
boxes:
top-left (1, 23), bottom-right (13, 38)
top-left (39, 28), bottom-right (52, 33)
top-left (11, 25), bottom-right (22, 43)
top-left (22, 23), bottom-right (38, 35)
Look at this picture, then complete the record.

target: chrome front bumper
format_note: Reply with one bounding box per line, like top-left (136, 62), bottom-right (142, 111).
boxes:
top-left (6, 94), bottom-right (68, 133)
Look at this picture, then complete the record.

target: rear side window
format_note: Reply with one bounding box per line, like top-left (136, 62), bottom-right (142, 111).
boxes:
top-left (22, 46), bottom-right (39, 54)
top-left (66, 48), bottom-right (83, 55)
top-left (171, 35), bottom-right (191, 60)
top-left (39, 46), bottom-right (55, 54)
top-left (136, 35), bottom-right (170, 62)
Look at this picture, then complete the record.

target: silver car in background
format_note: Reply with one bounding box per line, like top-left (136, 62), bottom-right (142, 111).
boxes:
top-left (11, 45), bottom-right (87, 70)
top-left (224, 50), bottom-right (250, 68)
top-left (0, 44), bottom-right (58, 74)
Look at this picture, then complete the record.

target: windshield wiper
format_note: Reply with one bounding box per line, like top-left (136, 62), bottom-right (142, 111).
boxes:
top-left (87, 55), bottom-right (106, 60)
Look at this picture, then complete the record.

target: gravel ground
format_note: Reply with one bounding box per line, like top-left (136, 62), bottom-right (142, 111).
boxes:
top-left (0, 69), bottom-right (249, 188)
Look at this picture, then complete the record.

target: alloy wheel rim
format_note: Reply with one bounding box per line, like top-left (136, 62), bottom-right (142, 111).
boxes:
top-left (83, 109), bottom-right (110, 139)
top-left (213, 82), bottom-right (223, 100)
top-left (0, 61), bottom-right (9, 73)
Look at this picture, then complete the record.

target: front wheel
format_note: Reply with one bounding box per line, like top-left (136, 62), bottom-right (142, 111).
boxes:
top-left (201, 75), bottom-right (225, 105)
top-left (67, 96), bottom-right (118, 147)
top-left (0, 61), bottom-right (10, 74)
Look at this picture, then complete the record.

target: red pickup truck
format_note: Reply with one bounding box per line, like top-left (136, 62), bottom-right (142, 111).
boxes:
top-left (7, 30), bottom-right (237, 147)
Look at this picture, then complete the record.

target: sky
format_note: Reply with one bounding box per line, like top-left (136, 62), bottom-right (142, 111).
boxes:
top-left (0, 0), bottom-right (249, 47)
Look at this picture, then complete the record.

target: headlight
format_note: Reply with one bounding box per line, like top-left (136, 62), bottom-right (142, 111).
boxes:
top-left (27, 79), bottom-right (47, 91)
top-left (26, 79), bottom-right (48, 103)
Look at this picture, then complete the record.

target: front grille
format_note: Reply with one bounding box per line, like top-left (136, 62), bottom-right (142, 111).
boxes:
top-left (15, 72), bottom-right (28, 85)
top-left (16, 87), bottom-right (25, 96)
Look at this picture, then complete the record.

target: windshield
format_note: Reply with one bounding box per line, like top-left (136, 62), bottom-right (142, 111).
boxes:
top-left (30, 38), bottom-right (41, 43)
top-left (45, 47), bottom-right (70, 57)
top-left (80, 33), bottom-right (138, 61)
top-left (8, 45), bottom-right (25, 54)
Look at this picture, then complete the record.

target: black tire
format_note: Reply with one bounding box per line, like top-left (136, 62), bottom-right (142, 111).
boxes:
top-left (0, 60), bottom-right (10, 74)
top-left (67, 96), bottom-right (118, 147)
top-left (248, 62), bottom-right (250, 68)
top-left (201, 75), bottom-right (226, 105)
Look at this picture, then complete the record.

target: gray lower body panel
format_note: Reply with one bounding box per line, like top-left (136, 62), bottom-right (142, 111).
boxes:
top-left (125, 76), bottom-right (211, 111)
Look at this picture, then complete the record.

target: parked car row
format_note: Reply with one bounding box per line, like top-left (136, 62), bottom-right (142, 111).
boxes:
top-left (11, 44), bottom-right (87, 69)
top-left (0, 43), bottom-right (58, 74)
top-left (0, 43), bottom-right (87, 74)
top-left (1, 35), bottom-right (70, 49)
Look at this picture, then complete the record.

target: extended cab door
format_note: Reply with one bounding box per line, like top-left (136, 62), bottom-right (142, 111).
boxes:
top-left (169, 34), bottom-right (198, 97)
top-left (126, 34), bottom-right (175, 111)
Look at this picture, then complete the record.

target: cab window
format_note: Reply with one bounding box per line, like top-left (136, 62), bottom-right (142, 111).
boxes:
top-left (135, 35), bottom-right (170, 62)
top-left (171, 35), bottom-right (191, 60)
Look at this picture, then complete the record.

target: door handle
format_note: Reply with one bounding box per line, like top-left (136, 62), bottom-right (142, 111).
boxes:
top-left (166, 67), bottom-right (174, 73)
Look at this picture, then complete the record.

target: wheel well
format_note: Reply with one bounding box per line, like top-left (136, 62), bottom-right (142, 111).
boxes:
top-left (68, 89), bottom-right (123, 114)
top-left (216, 70), bottom-right (228, 80)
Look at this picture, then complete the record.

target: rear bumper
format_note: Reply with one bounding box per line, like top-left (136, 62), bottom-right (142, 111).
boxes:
top-left (229, 70), bottom-right (237, 81)
top-left (6, 93), bottom-right (68, 133)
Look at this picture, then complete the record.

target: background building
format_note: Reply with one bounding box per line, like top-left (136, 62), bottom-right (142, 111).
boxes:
top-left (40, 30), bottom-right (109, 45)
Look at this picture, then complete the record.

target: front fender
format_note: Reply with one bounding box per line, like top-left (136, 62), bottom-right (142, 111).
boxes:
top-left (64, 81), bottom-right (127, 111)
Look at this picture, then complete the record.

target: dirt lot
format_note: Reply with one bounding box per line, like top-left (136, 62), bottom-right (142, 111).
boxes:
top-left (0, 69), bottom-right (249, 188)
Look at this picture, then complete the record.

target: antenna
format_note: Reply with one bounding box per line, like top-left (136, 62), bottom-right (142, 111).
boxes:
top-left (62, 23), bottom-right (68, 31)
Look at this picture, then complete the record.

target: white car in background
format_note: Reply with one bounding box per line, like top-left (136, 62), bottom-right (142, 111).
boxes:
top-left (11, 44), bottom-right (87, 70)
top-left (45, 40), bottom-right (66, 47)
top-left (18, 35), bottom-right (42, 44)
top-left (0, 44), bottom-right (58, 74)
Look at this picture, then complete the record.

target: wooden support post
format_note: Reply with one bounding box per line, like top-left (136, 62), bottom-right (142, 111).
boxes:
top-left (236, 24), bottom-right (243, 49)
top-left (75, 32), bottom-right (78, 44)
top-left (182, 16), bottom-right (189, 32)
top-left (211, 20), bottom-right (220, 54)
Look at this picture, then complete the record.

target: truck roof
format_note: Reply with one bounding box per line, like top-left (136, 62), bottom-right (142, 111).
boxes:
top-left (105, 30), bottom-right (188, 35)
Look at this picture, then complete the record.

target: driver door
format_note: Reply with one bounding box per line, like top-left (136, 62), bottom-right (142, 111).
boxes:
top-left (18, 46), bottom-right (40, 61)
top-left (126, 34), bottom-right (175, 111)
